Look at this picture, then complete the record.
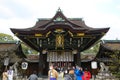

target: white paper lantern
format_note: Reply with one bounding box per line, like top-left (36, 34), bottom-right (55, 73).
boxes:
top-left (21, 62), bottom-right (28, 70)
top-left (91, 61), bottom-right (97, 69)
top-left (4, 57), bottom-right (9, 66)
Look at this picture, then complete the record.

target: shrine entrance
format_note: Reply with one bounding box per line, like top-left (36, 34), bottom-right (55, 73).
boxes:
top-left (47, 51), bottom-right (75, 71)
top-left (10, 8), bottom-right (109, 76)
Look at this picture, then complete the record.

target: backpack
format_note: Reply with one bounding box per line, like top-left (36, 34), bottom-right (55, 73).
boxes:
top-left (65, 74), bottom-right (76, 80)
top-left (84, 71), bottom-right (91, 78)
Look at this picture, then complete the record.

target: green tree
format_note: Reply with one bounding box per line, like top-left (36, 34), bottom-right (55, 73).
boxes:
top-left (109, 50), bottom-right (120, 78)
top-left (0, 33), bottom-right (14, 42)
top-left (0, 33), bottom-right (38, 54)
top-left (21, 42), bottom-right (38, 54)
top-left (83, 41), bottom-right (100, 54)
top-left (0, 33), bottom-right (15, 76)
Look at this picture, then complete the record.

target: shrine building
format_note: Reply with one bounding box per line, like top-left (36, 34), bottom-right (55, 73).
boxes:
top-left (10, 9), bottom-right (109, 76)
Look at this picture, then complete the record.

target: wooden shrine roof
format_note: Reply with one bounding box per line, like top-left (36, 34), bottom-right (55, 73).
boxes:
top-left (99, 40), bottom-right (120, 51)
top-left (11, 9), bottom-right (109, 34)
top-left (0, 41), bottom-right (26, 63)
top-left (10, 9), bottom-right (109, 51)
top-left (96, 40), bottom-right (120, 61)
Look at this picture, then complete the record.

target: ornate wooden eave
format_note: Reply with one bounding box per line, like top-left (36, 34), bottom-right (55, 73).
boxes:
top-left (10, 9), bottom-right (110, 52)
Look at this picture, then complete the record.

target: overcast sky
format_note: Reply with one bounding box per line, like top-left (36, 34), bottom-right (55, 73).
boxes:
top-left (0, 0), bottom-right (120, 40)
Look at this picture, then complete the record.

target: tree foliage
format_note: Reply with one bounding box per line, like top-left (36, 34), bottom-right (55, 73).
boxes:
top-left (0, 33), bottom-right (15, 76)
top-left (83, 41), bottom-right (100, 54)
top-left (0, 33), bottom-right (38, 54)
top-left (109, 50), bottom-right (120, 78)
top-left (21, 42), bottom-right (38, 54)
top-left (0, 33), bottom-right (14, 42)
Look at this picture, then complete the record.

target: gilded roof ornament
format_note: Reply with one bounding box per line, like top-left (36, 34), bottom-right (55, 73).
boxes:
top-left (57, 7), bottom-right (62, 12)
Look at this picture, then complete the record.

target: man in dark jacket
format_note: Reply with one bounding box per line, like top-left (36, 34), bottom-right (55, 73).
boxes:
top-left (64, 68), bottom-right (76, 80)
top-left (28, 71), bottom-right (38, 80)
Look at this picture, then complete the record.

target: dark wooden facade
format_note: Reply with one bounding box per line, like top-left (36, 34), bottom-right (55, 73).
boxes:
top-left (10, 9), bottom-right (109, 76)
top-left (25, 54), bottom-right (97, 76)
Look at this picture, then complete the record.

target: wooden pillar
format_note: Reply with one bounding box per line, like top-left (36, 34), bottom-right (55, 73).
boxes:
top-left (38, 49), bottom-right (43, 77)
top-left (77, 51), bottom-right (81, 67)
top-left (77, 37), bottom-right (83, 67)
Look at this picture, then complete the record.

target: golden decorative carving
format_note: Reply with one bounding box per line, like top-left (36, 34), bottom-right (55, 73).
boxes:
top-left (35, 33), bottom-right (43, 37)
top-left (77, 33), bottom-right (85, 36)
top-left (56, 34), bottom-right (64, 49)
top-left (55, 29), bottom-right (64, 33)
top-left (46, 31), bottom-right (51, 37)
top-left (68, 31), bottom-right (73, 37)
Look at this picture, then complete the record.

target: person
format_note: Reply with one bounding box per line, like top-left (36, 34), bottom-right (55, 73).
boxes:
top-left (28, 71), bottom-right (38, 80)
top-left (64, 68), bottom-right (76, 80)
top-left (54, 65), bottom-right (60, 72)
top-left (48, 65), bottom-right (58, 80)
top-left (83, 68), bottom-right (91, 80)
top-left (7, 66), bottom-right (14, 80)
top-left (2, 68), bottom-right (8, 80)
top-left (74, 66), bottom-right (84, 80)
top-left (64, 68), bottom-right (69, 77)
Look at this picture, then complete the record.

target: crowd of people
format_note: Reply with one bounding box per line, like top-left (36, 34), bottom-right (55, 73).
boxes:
top-left (2, 65), bottom-right (91, 80)
top-left (48, 64), bottom-right (91, 80)
top-left (2, 66), bottom-right (38, 80)
top-left (2, 66), bottom-right (14, 80)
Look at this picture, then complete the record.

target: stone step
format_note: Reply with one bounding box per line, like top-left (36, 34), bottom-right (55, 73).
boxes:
top-left (95, 78), bottom-right (118, 80)
top-left (97, 72), bottom-right (112, 76)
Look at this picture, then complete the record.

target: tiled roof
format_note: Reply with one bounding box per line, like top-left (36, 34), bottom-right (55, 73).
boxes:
top-left (10, 10), bottom-right (109, 52)
top-left (0, 41), bottom-right (26, 63)
top-left (102, 40), bottom-right (120, 51)
top-left (0, 41), bottom-right (19, 44)
top-left (96, 40), bottom-right (120, 59)
top-left (27, 54), bottom-right (39, 60)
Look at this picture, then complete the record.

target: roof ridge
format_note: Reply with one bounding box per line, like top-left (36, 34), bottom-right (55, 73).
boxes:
top-left (0, 41), bottom-right (20, 44)
top-left (102, 40), bottom-right (120, 43)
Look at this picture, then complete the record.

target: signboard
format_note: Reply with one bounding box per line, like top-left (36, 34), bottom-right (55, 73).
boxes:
top-left (91, 61), bottom-right (97, 69)
top-left (21, 62), bottom-right (28, 70)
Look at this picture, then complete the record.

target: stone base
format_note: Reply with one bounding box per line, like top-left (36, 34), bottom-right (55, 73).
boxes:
top-left (95, 71), bottom-right (117, 80)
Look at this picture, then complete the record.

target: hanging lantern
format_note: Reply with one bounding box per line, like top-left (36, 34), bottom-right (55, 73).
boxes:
top-left (91, 61), bottom-right (97, 69)
top-left (21, 62), bottom-right (28, 70)
top-left (4, 56), bottom-right (9, 66)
